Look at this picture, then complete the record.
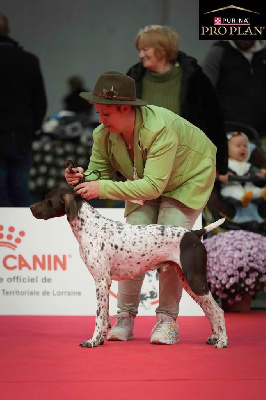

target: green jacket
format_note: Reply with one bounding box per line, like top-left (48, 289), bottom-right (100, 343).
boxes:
top-left (85, 105), bottom-right (217, 216)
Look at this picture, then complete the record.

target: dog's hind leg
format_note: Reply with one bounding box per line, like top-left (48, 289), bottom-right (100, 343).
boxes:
top-left (197, 292), bottom-right (228, 348)
top-left (79, 275), bottom-right (110, 348)
top-left (175, 266), bottom-right (228, 348)
top-left (178, 232), bottom-right (227, 347)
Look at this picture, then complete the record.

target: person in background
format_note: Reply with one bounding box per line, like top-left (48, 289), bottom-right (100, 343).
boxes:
top-left (104, 25), bottom-right (228, 343)
top-left (126, 25), bottom-right (228, 175)
top-left (65, 71), bottom-right (217, 345)
top-left (62, 75), bottom-right (92, 115)
top-left (202, 40), bottom-right (266, 152)
top-left (0, 12), bottom-right (47, 207)
top-left (42, 75), bottom-right (93, 135)
top-left (219, 131), bottom-right (266, 223)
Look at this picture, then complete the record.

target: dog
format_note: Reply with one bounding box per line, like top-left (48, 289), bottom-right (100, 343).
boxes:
top-left (30, 186), bottom-right (228, 349)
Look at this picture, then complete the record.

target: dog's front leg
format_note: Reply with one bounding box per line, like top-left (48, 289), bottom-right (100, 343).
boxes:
top-left (79, 276), bottom-right (110, 348)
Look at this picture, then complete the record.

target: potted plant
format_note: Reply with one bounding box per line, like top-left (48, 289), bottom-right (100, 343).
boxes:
top-left (204, 230), bottom-right (266, 312)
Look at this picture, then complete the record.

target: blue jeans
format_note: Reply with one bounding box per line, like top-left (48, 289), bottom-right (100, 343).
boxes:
top-left (0, 135), bottom-right (32, 207)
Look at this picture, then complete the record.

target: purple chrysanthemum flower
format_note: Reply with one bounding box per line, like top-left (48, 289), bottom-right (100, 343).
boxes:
top-left (204, 230), bottom-right (266, 304)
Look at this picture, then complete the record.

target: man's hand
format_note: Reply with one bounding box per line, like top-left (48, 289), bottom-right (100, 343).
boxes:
top-left (74, 181), bottom-right (99, 199)
top-left (65, 167), bottom-right (84, 186)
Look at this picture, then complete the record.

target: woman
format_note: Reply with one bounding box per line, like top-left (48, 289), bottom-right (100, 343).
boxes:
top-left (65, 71), bottom-right (217, 345)
top-left (109, 26), bottom-right (227, 344)
top-left (127, 25), bottom-right (228, 175)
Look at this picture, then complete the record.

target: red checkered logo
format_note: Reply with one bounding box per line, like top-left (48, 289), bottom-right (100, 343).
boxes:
top-left (214, 17), bottom-right (222, 25)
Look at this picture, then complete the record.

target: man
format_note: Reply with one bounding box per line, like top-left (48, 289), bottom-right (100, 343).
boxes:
top-left (202, 40), bottom-right (266, 151)
top-left (0, 12), bottom-right (47, 206)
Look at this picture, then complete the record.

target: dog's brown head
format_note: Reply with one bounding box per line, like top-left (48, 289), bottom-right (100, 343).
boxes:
top-left (30, 186), bottom-right (82, 222)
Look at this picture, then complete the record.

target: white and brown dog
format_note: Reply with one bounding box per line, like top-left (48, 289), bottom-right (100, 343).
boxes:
top-left (30, 186), bottom-right (228, 349)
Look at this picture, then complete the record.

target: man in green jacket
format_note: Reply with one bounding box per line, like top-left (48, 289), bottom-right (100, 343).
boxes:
top-left (65, 71), bottom-right (216, 345)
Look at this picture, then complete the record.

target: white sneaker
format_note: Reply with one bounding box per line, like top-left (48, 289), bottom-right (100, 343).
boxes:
top-left (107, 312), bottom-right (134, 341)
top-left (150, 313), bottom-right (179, 344)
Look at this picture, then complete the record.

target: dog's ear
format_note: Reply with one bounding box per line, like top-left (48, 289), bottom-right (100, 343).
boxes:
top-left (63, 193), bottom-right (78, 222)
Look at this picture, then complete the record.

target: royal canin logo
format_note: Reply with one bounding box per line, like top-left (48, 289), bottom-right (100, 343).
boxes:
top-left (0, 225), bottom-right (68, 271)
top-left (0, 225), bottom-right (25, 250)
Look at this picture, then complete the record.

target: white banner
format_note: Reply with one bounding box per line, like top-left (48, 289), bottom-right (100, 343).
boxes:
top-left (0, 208), bottom-right (203, 316)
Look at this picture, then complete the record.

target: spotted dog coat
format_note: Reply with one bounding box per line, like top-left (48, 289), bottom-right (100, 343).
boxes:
top-left (30, 187), bottom-right (228, 349)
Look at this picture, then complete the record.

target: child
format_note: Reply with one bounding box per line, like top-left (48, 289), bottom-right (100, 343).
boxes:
top-left (220, 132), bottom-right (266, 222)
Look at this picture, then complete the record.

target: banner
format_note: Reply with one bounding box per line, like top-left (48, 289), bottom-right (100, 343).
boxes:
top-left (199, 0), bottom-right (266, 40)
top-left (0, 208), bottom-right (203, 316)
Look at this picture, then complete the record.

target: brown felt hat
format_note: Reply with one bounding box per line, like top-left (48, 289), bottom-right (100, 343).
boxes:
top-left (79, 71), bottom-right (147, 106)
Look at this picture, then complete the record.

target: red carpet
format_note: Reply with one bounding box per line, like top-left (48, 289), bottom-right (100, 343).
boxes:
top-left (1, 314), bottom-right (266, 400)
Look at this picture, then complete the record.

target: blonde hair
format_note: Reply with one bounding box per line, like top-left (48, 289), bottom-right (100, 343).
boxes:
top-left (135, 25), bottom-right (179, 63)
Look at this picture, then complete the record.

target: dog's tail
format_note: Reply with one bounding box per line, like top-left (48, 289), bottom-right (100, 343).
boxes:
top-left (203, 218), bottom-right (225, 234)
top-left (192, 218), bottom-right (225, 239)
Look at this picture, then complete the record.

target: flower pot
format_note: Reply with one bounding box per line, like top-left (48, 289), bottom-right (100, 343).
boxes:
top-left (222, 293), bottom-right (252, 313)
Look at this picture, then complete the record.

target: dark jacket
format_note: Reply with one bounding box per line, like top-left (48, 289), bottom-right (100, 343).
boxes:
top-left (126, 51), bottom-right (228, 174)
top-left (202, 41), bottom-right (266, 136)
top-left (0, 35), bottom-right (47, 151)
top-left (63, 88), bottom-right (93, 114)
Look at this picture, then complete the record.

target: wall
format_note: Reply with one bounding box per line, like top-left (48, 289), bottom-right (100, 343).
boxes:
top-left (0, 0), bottom-right (213, 117)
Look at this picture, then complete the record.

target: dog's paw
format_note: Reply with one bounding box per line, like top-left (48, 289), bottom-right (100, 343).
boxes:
top-left (79, 339), bottom-right (96, 348)
top-left (99, 337), bottom-right (105, 345)
top-left (214, 337), bottom-right (228, 348)
top-left (206, 334), bottom-right (228, 348)
top-left (79, 338), bottom-right (104, 348)
top-left (206, 334), bottom-right (218, 345)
